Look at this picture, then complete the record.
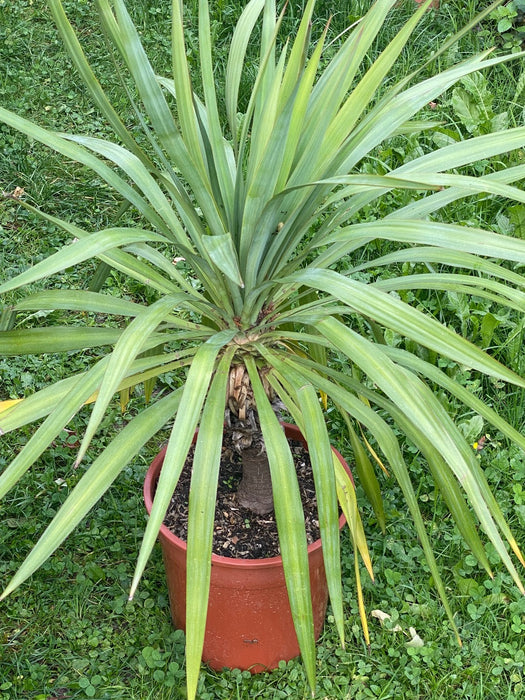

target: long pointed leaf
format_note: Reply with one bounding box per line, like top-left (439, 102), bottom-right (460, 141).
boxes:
top-left (276, 353), bottom-right (461, 640)
top-left (0, 108), bottom-right (170, 234)
top-left (48, 0), bottom-right (150, 165)
top-left (75, 295), bottom-right (185, 466)
top-left (0, 389), bottom-right (183, 600)
top-left (170, 0), bottom-right (208, 174)
top-left (0, 360), bottom-right (106, 499)
top-left (5, 198), bottom-right (180, 295)
top-left (383, 346), bottom-right (525, 456)
top-left (197, 0), bottom-right (235, 222)
top-left (13, 290), bottom-right (143, 317)
top-left (317, 317), bottom-right (524, 592)
top-left (225, 0), bottom-right (265, 150)
top-left (289, 269), bottom-right (525, 388)
top-left (0, 327), bottom-right (124, 355)
top-left (0, 229), bottom-right (167, 295)
top-left (129, 330), bottom-right (235, 600)
top-left (263, 365), bottom-right (345, 648)
top-left (245, 355), bottom-right (316, 693)
top-left (64, 134), bottom-right (195, 251)
top-left (185, 348), bottom-right (235, 700)
top-left (0, 348), bottom-right (194, 434)
top-left (351, 246), bottom-right (525, 288)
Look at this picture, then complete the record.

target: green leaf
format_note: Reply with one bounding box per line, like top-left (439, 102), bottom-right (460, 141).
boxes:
top-left (48, 0), bottom-right (150, 165)
top-left (185, 348), bottom-right (235, 700)
top-left (316, 316), bottom-right (524, 593)
top-left (0, 327), bottom-right (124, 355)
top-left (382, 346), bottom-right (525, 454)
top-left (0, 360), bottom-right (107, 499)
top-left (13, 290), bottom-right (143, 317)
top-left (451, 87), bottom-right (480, 133)
top-left (288, 268), bottom-right (525, 388)
top-left (204, 233), bottom-right (244, 288)
top-left (6, 198), bottom-right (181, 296)
top-left (293, 0), bottom-right (398, 184)
top-left (0, 107), bottom-right (170, 234)
top-left (245, 355), bottom-right (316, 694)
top-left (374, 273), bottom-right (525, 313)
top-left (262, 360), bottom-right (345, 649)
top-left (225, 0), bottom-right (265, 149)
top-left (0, 389), bottom-right (183, 600)
top-left (296, 384), bottom-right (346, 646)
top-left (351, 246), bottom-right (525, 288)
top-left (197, 0), bottom-right (235, 223)
top-left (170, 0), bottom-right (208, 174)
top-left (276, 353), bottom-right (461, 640)
top-left (98, 0), bottom-right (225, 237)
top-left (0, 307), bottom-right (16, 331)
top-left (0, 229), bottom-right (167, 295)
top-left (276, 0), bottom-right (317, 113)
top-left (322, 0), bottom-right (427, 165)
top-left (0, 373), bottom-right (96, 432)
top-left (64, 135), bottom-right (194, 251)
top-left (394, 126), bottom-right (525, 176)
top-left (75, 294), bottom-right (185, 466)
top-left (376, 394), bottom-right (493, 576)
top-left (0, 348), bottom-right (194, 434)
top-left (338, 219), bottom-right (525, 264)
top-left (336, 52), bottom-right (524, 175)
top-left (129, 330), bottom-right (235, 601)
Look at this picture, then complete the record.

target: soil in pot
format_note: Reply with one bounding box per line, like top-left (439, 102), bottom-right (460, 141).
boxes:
top-left (162, 431), bottom-right (321, 558)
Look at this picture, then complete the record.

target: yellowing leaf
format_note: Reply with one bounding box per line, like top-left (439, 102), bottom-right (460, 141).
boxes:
top-left (0, 399), bottom-right (23, 414)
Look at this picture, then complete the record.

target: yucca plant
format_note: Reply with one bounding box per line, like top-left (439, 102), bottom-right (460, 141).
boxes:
top-left (1, 0), bottom-right (525, 696)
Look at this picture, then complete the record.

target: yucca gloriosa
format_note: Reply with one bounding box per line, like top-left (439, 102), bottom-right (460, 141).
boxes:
top-left (1, 0), bottom-right (525, 696)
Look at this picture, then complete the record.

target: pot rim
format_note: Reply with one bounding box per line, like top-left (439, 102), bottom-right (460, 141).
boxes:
top-left (143, 422), bottom-right (348, 569)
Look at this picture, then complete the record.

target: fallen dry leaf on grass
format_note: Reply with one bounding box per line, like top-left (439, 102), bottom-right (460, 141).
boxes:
top-left (371, 609), bottom-right (425, 646)
top-left (2, 186), bottom-right (25, 199)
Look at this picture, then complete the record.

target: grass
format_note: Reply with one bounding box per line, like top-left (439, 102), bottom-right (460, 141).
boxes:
top-left (1, 0), bottom-right (525, 698)
top-left (2, 429), bottom-right (525, 699)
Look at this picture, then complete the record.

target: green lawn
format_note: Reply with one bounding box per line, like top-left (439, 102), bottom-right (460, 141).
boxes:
top-left (1, 1), bottom-right (525, 698)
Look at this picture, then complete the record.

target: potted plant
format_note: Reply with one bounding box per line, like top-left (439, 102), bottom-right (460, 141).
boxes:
top-left (1, 0), bottom-right (525, 697)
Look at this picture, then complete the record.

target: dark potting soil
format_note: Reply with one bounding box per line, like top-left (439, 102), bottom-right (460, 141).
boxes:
top-left (162, 435), bottom-right (320, 559)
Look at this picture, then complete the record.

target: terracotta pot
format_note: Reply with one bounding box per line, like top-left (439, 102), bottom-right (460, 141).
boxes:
top-left (143, 423), bottom-right (349, 673)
